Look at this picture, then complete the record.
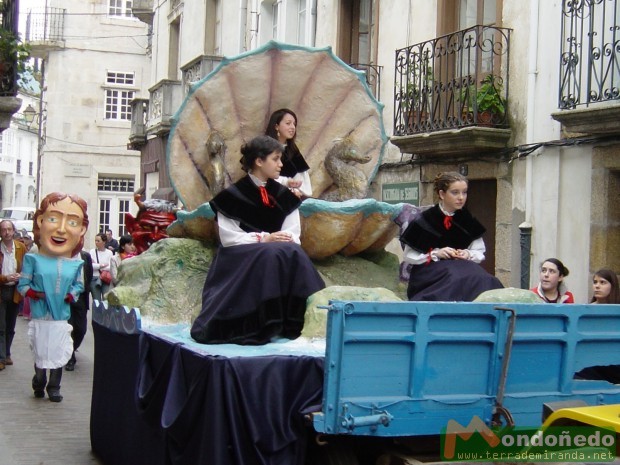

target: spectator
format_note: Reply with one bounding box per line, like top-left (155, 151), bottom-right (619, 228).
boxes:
top-left (104, 228), bottom-right (119, 254)
top-left (0, 220), bottom-right (26, 370)
top-left (531, 258), bottom-right (574, 303)
top-left (591, 268), bottom-right (619, 304)
top-left (66, 250), bottom-right (93, 371)
top-left (89, 233), bottom-right (113, 302)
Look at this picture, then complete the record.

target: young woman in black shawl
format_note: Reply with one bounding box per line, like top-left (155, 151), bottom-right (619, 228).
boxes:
top-left (265, 108), bottom-right (312, 198)
top-left (400, 172), bottom-right (503, 301)
top-left (190, 135), bottom-right (325, 345)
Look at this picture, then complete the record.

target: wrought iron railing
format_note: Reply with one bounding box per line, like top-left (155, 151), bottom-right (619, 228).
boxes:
top-left (349, 63), bottom-right (383, 100)
top-left (559, 0), bottom-right (620, 109)
top-left (394, 25), bottom-right (511, 136)
top-left (25, 7), bottom-right (66, 43)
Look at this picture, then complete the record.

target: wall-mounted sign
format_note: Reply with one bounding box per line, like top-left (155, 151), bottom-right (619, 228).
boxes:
top-left (381, 182), bottom-right (419, 205)
top-left (64, 164), bottom-right (91, 178)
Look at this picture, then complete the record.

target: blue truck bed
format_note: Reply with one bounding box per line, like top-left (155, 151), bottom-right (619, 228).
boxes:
top-left (313, 301), bottom-right (620, 437)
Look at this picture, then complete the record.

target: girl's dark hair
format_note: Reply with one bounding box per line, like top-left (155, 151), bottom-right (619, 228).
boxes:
top-left (541, 258), bottom-right (570, 277)
top-left (433, 171), bottom-right (468, 196)
top-left (591, 268), bottom-right (620, 304)
top-left (265, 108), bottom-right (302, 162)
top-left (97, 232), bottom-right (108, 242)
top-left (119, 234), bottom-right (133, 250)
top-left (239, 135), bottom-right (284, 172)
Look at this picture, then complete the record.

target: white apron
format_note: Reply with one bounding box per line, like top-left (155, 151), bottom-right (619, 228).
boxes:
top-left (28, 319), bottom-right (74, 369)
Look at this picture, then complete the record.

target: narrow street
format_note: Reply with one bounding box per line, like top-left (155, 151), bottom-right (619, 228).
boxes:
top-left (0, 313), bottom-right (104, 465)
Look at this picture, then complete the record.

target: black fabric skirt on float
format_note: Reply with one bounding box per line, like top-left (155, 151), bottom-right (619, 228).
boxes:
top-left (191, 242), bottom-right (325, 345)
top-left (407, 259), bottom-right (503, 302)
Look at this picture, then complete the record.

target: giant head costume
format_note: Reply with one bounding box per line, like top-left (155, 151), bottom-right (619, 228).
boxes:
top-left (33, 192), bottom-right (89, 258)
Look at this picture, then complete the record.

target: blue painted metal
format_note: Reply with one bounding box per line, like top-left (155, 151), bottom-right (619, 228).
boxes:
top-left (313, 301), bottom-right (620, 437)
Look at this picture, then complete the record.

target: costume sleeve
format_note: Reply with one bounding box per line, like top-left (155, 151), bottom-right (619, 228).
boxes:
top-left (467, 237), bottom-right (486, 263)
top-left (217, 213), bottom-right (264, 247)
top-left (280, 210), bottom-right (301, 244)
top-left (295, 171), bottom-right (312, 197)
top-left (17, 253), bottom-right (35, 295)
top-left (403, 244), bottom-right (432, 265)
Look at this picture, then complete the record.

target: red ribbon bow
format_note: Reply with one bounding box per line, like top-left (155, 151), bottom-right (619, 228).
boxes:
top-left (259, 186), bottom-right (275, 208)
top-left (443, 215), bottom-right (453, 230)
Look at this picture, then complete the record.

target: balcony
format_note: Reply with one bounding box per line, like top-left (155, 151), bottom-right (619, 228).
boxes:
top-left (131, 0), bottom-right (154, 25)
top-left (24, 7), bottom-right (66, 59)
top-left (551, 0), bottom-right (620, 135)
top-left (391, 25), bottom-right (512, 157)
top-left (181, 54), bottom-right (223, 95)
top-left (128, 98), bottom-right (149, 149)
top-left (145, 79), bottom-right (182, 136)
top-left (348, 63), bottom-right (382, 100)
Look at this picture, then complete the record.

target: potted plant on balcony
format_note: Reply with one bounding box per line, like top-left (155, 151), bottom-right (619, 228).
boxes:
top-left (458, 75), bottom-right (506, 127)
top-left (0, 27), bottom-right (31, 77)
top-left (399, 62), bottom-right (434, 130)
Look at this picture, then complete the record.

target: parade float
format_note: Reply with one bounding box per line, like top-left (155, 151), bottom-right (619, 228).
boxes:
top-left (90, 42), bottom-right (620, 465)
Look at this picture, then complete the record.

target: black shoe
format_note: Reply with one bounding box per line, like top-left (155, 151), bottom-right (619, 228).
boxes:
top-left (47, 390), bottom-right (63, 402)
top-left (65, 360), bottom-right (75, 371)
top-left (33, 389), bottom-right (45, 399)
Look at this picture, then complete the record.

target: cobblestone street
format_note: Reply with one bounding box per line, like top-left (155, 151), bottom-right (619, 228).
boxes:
top-left (0, 314), bottom-right (104, 465)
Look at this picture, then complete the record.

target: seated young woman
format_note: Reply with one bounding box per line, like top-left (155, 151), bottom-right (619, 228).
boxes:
top-left (190, 135), bottom-right (325, 345)
top-left (400, 172), bottom-right (503, 301)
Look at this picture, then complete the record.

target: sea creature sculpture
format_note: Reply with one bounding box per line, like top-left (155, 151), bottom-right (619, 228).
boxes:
top-left (168, 41), bottom-right (388, 210)
top-left (320, 138), bottom-right (371, 201)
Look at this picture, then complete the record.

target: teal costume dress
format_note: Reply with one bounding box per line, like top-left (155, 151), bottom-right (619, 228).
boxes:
top-left (18, 253), bottom-right (84, 368)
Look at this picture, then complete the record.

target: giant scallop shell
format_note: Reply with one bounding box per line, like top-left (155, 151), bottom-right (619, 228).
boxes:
top-left (168, 41), bottom-right (389, 210)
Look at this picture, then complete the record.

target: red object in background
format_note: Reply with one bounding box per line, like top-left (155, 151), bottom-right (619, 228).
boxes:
top-left (125, 194), bottom-right (177, 254)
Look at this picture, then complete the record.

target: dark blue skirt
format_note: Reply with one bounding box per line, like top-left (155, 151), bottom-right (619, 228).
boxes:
top-left (407, 259), bottom-right (503, 302)
top-left (191, 242), bottom-right (325, 345)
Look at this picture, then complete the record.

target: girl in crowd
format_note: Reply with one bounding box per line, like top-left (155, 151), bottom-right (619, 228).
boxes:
top-left (89, 232), bottom-right (113, 301)
top-left (531, 258), bottom-right (574, 303)
top-left (400, 172), bottom-right (503, 301)
top-left (109, 234), bottom-right (137, 286)
top-left (265, 108), bottom-right (312, 198)
top-left (591, 268), bottom-right (620, 304)
top-left (18, 192), bottom-right (88, 401)
top-left (191, 135), bottom-right (325, 345)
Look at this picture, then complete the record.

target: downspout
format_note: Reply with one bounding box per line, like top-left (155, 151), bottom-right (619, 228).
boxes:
top-left (520, 0), bottom-right (539, 288)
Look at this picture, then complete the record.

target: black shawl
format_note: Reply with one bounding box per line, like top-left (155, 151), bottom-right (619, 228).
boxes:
top-left (280, 146), bottom-right (310, 178)
top-left (400, 204), bottom-right (486, 253)
top-left (210, 175), bottom-right (301, 233)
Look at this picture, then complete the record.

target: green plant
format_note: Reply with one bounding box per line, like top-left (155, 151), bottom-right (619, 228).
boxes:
top-left (0, 27), bottom-right (31, 74)
top-left (400, 61), bottom-right (434, 113)
top-left (459, 75), bottom-right (505, 116)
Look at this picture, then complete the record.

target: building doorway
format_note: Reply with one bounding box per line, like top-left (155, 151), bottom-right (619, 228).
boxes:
top-left (467, 178), bottom-right (497, 275)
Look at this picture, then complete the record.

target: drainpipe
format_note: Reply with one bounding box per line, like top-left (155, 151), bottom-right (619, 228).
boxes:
top-left (520, 0), bottom-right (539, 288)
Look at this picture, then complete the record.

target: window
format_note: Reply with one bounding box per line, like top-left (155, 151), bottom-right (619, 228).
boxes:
top-left (98, 176), bottom-right (135, 192)
top-left (98, 176), bottom-right (135, 236)
top-left (16, 159), bottom-right (21, 174)
top-left (297, 1), bottom-right (307, 44)
top-left (272, 1), bottom-right (280, 39)
top-left (105, 71), bottom-right (135, 121)
top-left (109, 0), bottom-right (133, 18)
top-left (29, 161), bottom-right (33, 176)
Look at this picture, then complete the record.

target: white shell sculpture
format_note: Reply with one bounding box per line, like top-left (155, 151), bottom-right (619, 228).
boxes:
top-left (168, 41), bottom-right (389, 210)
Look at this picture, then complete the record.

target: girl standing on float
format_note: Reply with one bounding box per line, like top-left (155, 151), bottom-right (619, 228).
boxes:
top-left (400, 172), bottom-right (503, 301)
top-left (265, 108), bottom-right (312, 198)
top-left (590, 268), bottom-right (619, 304)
